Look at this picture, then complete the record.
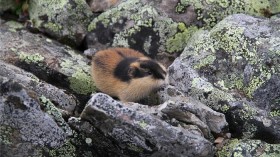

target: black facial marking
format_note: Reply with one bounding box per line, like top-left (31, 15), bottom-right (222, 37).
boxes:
top-left (140, 60), bottom-right (166, 80)
top-left (114, 57), bottom-right (138, 82)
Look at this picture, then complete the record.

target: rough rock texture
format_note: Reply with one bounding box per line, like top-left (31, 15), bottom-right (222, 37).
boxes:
top-left (0, 60), bottom-right (77, 113)
top-left (0, 21), bottom-right (95, 106)
top-left (175, 0), bottom-right (280, 28)
top-left (81, 93), bottom-right (215, 157)
top-left (169, 14), bottom-right (280, 143)
top-left (28, 0), bottom-right (93, 47)
top-left (0, 77), bottom-right (74, 157)
top-left (86, 0), bottom-right (121, 12)
top-left (85, 0), bottom-right (280, 62)
top-left (86, 0), bottom-right (187, 61)
top-left (158, 85), bottom-right (228, 138)
top-left (217, 139), bottom-right (280, 157)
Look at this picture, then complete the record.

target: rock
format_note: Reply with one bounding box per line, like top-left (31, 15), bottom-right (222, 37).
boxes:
top-left (86, 0), bottom-right (121, 12)
top-left (172, 0), bottom-right (280, 28)
top-left (86, 0), bottom-right (188, 61)
top-left (28, 0), bottom-right (93, 47)
top-left (169, 14), bottom-right (280, 143)
top-left (158, 86), bottom-right (228, 139)
top-left (80, 93), bottom-right (215, 157)
top-left (0, 77), bottom-right (75, 157)
top-left (0, 60), bottom-right (77, 114)
top-left (0, 21), bottom-right (95, 108)
top-left (217, 139), bottom-right (280, 156)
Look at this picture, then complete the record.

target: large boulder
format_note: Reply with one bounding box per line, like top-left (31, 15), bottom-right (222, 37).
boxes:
top-left (169, 14), bottom-right (280, 143)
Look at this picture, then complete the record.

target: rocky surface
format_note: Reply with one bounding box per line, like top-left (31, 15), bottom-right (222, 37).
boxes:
top-left (28, 0), bottom-right (93, 47)
top-left (169, 14), bottom-right (280, 144)
top-left (80, 93), bottom-right (215, 157)
top-left (0, 76), bottom-right (73, 157)
top-left (0, 0), bottom-right (280, 157)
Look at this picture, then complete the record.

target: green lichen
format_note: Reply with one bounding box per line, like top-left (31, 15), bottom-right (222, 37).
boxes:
top-left (175, 3), bottom-right (186, 13)
top-left (60, 57), bottom-right (96, 95)
top-left (45, 22), bottom-right (62, 32)
top-left (88, 0), bottom-right (142, 31)
top-left (191, 77), bottom-right (235, 110)
top-left (69, 69), bottom-right (95, 95)
top-left (194, 55), bottom-right (216, 69)
top-left (128, 143), bottom-right (144, 153)
top-left (0, 125), bottom-right (14, 145)
top-left (19, 52), bottom-right (45, 64)
top-left (179, 0), bottom-right (280, 29)
top-left (5, 21), bottom-right (24, 32)
top-left (43, 140), bottom-right (76, 157)
top-left (220, 104), bottom-right (230, 112)
top-left (40, 96), bottom-right (72, 136)
top-left (240, 103), bottom-right (257, 120)
top-left (217, 139), bottom-right (280, 157)
top-left (139, 121), bottom-right (148, 129)
top-left (270, 110), bottom-right (280, 117)
top-left (166, 25), bottom-right (198, 53)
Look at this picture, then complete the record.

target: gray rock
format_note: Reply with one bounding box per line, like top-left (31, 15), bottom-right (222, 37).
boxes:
top-left (217, 139), bottom-right (280, 157)
top-left (169, 14), bottom-right (280, 143)
top-left (0, 21), bottom-right (95, 101)
top-left (28, 0), bottom-right (93, 47)
top-left (0, 77), bottom-right (70, 156)
top-left (81, 93), bottom-right (215, 157)
top-left (0, 59), bottom-right (77, 114)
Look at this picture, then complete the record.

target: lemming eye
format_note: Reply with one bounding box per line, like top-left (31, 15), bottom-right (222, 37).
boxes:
top-left (147, 71), bottom-right (152, 75)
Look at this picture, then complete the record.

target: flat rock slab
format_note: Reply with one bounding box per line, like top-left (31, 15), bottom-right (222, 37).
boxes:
top-left (81, 93), bottom-right (215, 157)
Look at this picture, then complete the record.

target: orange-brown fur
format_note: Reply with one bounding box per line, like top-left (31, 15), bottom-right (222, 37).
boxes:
top-left (91, 47), bottom-right (166, 102)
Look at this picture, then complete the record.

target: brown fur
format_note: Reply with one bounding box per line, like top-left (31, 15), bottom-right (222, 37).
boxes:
top-left (91, 47), bottom-right (167, 102)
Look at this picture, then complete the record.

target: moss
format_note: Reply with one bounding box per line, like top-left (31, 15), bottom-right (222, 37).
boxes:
top-left (69, 69), bottom-right (95, 95)
top-left (166, 25), bottom-right (198, 53)
top-left (39, 96), bottom-right (72, 136)
top-left (19, 52), bottom-right (45, 64)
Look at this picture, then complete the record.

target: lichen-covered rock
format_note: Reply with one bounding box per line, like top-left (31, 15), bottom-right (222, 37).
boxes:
top-left (86, 0), bottom-right (192, 60)
top-left (157, 86), bottom-right (228, 139)
top-left (86, 0), bottom-right (121, 12)
top-left (81, 93), bottom-right (215, 157)
top-left (0, 21), bottom-right (95, 102)
top-left (217, 139), bottom-right (280, 157)
top-left (0, 59), bottom-right (77, 114)
top-left (0, 77), bottom-right (75, 157)
top-left (175, 0), bottom-right (280, 28)
top-left (28, 0), bottom-right (93, 47)
top-left (169, 14), bottom-right (280, 143)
